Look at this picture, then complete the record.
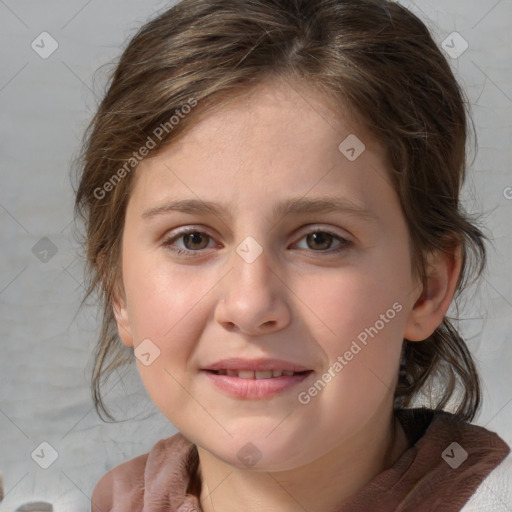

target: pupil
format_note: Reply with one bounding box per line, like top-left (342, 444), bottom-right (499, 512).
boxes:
top-left (185, 232), bottom-right (207, 249)
top-left (308, 232), bottom-right (331, 250)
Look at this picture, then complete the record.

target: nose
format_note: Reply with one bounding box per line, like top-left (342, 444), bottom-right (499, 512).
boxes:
top-left (214, 241), bottom-right (292, 336)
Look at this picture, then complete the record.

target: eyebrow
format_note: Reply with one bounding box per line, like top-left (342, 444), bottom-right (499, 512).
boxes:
top-left (141, 196), bottom-right (378, 223)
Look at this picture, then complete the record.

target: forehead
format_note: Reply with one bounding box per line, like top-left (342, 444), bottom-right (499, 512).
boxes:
top-left (166, 78), bottom-right (384, 158)
top-left (128, 78), bottom-right (395, 220)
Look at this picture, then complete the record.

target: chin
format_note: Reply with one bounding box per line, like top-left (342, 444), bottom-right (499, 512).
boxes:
top-left (199, 431), bottom-right (313, 472)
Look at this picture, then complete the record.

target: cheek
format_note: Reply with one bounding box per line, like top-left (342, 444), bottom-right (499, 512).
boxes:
top-left (303, 265), bottom-right (407, 342)
top-left (296, 253), bottom-right (410, 388)
top-left (122, 261), bottom-right (213, 416)
top-left (121, 254), bottom-right (212, 398)
top-left (123, 251), bottom-right (205, 338)
top-left (292, 271), bottom-right (405, 428)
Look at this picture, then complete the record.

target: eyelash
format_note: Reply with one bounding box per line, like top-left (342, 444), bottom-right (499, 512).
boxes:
top-left (162, 226), bottom-right (352, 258)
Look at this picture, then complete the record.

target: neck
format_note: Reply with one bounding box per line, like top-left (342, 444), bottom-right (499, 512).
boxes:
top-left (197, 409), bottom-right (409, 512)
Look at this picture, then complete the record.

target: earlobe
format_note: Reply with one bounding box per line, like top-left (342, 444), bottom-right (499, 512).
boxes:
top-left (112, 284), bottom-right (134, 348)
top-left (98, 249), bottom-right (134, 347)
top-left (404, 243), bottom-right (462, 342)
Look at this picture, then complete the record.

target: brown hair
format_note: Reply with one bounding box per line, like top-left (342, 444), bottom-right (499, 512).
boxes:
top-left (74, 0), bottom-right (487, 422)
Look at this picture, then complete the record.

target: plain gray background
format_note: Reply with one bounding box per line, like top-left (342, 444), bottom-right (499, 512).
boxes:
top-left (1, 0), bottom-right (511, 509)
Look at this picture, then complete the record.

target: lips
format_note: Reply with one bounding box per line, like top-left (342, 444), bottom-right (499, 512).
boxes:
top-left (208, 369), bottom-right (306, 379)
top-left (202, 369), bottom-right (313, 400)
top-left (201, 358), bottom-right (314, 398)
top-left (203, 357), bottom-right (311, 373)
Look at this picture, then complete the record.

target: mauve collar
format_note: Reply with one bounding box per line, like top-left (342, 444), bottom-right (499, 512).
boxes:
top-left (332, 408), bottom-right (510, 511)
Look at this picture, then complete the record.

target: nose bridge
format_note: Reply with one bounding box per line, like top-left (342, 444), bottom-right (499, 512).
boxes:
top-left (230, 233), bottom-right (275, 299)
top-left (227, 204), bottom-right (275, 281)
top-left (215, 232), bottom-right (290, 334)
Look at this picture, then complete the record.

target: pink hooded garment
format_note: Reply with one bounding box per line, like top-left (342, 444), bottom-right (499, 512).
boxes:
top-left (91, 407), bottom-right (510, 512)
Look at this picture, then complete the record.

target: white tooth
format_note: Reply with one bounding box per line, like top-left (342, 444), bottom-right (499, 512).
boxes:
top-left (226, 370), bottom-right (238, 377)
top-left (238, 370), bottom-right (255, 379)
top-left (272, 370), bottom-right (283, 378)
top-left (282, 370), bottom-right (294, 376)
top-left (255, 370), bottom-right (273, 379)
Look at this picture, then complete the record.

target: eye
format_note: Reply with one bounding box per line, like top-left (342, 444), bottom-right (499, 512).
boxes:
top-left (162, 228), bottom-right (216, 257)
top-left (293, 228), bottom-right (351, 253)
top-left (162, 226), bottom-right (352, 258)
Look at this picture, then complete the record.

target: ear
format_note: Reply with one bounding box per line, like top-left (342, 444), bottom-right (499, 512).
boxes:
top-left (112, 279), bottom-right (134, 348)
top-left (404, 242), bottom-right (462, 342)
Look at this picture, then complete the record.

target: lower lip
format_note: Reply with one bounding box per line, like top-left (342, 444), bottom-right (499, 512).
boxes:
top-left (201, 370), bottom-right (313, 399)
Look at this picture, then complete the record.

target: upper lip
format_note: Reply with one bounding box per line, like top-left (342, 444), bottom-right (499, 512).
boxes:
top-left (203, 358), bottom-right (312, 372)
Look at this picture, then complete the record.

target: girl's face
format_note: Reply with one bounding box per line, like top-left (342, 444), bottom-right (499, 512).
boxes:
top-left (114, 80), bottom-right (423, 471)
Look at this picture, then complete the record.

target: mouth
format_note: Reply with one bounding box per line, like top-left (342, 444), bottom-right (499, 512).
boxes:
top-left (205, 369), bottom-right (312, 379)
top-left (202, 357), bottom-right (312, 373)
top-left (200, 358), bottom-right (314, 399)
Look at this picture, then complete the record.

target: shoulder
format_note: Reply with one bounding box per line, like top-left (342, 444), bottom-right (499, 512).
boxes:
top-left (91, 452), bottom-right (148, 512)
top-left (461, 451), bottom-right (512, 512)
